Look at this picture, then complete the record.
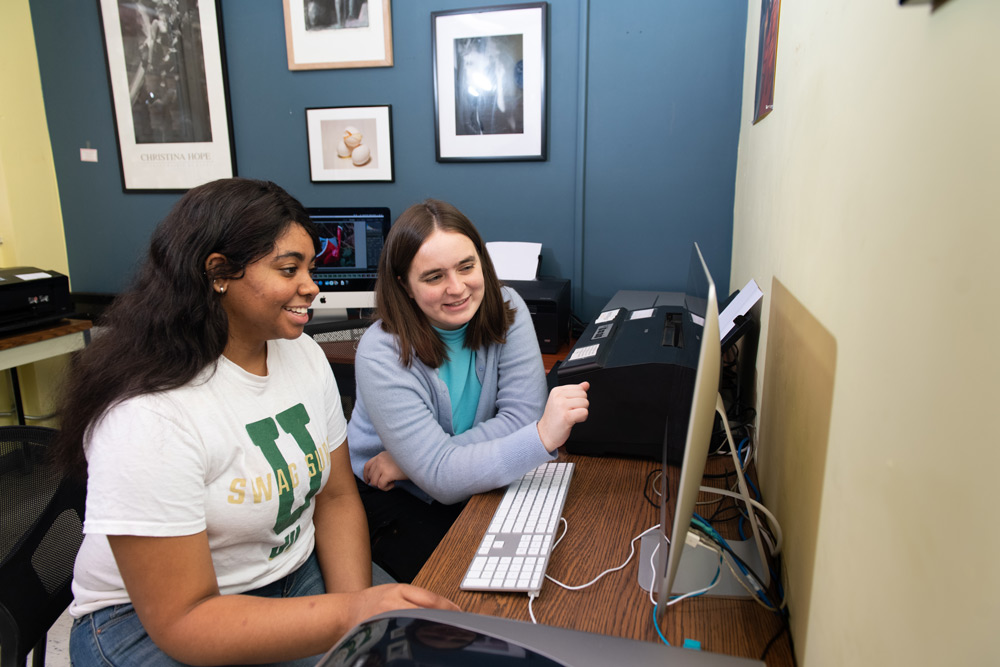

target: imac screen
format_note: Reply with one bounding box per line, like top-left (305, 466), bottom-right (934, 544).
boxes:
top-left (307, 207), bottom-right (390, 314)
top-left (656, 242), bottom-right (721, 613)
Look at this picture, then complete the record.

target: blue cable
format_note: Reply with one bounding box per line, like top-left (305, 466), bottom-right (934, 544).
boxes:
top-left (652, 603), bottom-right (671, 646)
top-left (691, 514), bottom-right (776, 608)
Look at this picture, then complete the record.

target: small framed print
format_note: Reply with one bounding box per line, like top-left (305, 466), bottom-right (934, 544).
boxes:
top-left (283, 0), bottom-right (393, 70)
top-left (432, 3), bottom-right (548, 162)
top-left (306, 105), bottom-right (394, 182)
top-left (752, 0), bottom-right (781, 124)
top-left (97, 0), bottom-right (236, 192)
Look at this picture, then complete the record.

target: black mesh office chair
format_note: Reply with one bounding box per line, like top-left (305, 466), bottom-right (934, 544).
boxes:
top-left (0, 426), bottom-right (85, 667)
top-left (305, 316), bottom-right (374, 419)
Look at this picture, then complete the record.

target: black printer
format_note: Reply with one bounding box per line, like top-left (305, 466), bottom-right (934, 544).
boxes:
top-left (504, 278), bottom-right (570, 354)
top-left (553, 290), bottom-right (699, 464)
top-left (0, 267), bottom-right (74, 335)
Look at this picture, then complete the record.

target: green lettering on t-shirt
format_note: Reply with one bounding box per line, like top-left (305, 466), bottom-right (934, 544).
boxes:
top-left (245, 403), bottom-right (323, 541)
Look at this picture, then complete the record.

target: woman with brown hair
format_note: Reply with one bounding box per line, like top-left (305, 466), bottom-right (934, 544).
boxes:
top-left (348, 199), bottom-right (589, 582)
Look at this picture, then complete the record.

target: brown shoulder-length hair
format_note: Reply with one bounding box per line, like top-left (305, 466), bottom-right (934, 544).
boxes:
top-left (375, 199), bottom-right (515, 368)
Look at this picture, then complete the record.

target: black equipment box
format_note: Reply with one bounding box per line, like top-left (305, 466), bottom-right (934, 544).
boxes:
top-left (505, 278), bottom-right (570, 354)
top-left (0, 267), bottom-right (74, 335)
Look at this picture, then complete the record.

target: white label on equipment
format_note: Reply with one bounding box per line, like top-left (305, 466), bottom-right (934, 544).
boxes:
top-left (595, 309), bottom-right (620, 324)
top-left (568, 344), bottom-right (599, 361)
top-left (629, 308), bottom-right (655, 320)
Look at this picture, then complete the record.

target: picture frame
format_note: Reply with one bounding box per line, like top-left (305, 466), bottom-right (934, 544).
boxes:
top-left (432, 3), bottom-right (548, 162)
top-left (306, 105), bottom-right (394, 182)
top-left (283, 0), bottom-right (393, 70)
top-left (752, 0), bottom-right (781, 124)
top-left (97, 0), bottom-right (236, 192)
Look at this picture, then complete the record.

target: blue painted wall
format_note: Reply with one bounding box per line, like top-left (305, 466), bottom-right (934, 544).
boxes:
top-left (29, 0), bottom-right (745, 323)
top-left (582, 1), bottom-right (745, 317)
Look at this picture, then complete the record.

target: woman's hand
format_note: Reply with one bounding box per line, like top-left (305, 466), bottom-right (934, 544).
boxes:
top-left (537, 381), bottom-right (590, 452)
top-left (363, 451), bottom-right (408, 491)
top-left (349, 584), bottom-right (460, 624)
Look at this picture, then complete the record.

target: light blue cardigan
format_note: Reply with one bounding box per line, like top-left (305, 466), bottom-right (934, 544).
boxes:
top-left (347, 287), bottom-right (554, 504)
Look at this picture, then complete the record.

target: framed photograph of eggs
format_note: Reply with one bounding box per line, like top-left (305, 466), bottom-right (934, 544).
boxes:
top-left (432, 3), bottom-right (548, 162)
top-left (306, 105), bottom-right (395, 182)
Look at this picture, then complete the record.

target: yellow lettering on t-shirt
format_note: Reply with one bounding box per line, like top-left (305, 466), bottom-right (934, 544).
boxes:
top-left (228, 479), bottom-right (246, 504)
top-left (276, 468), bottom-right (291, 495)
top-left (251, 475), bottom-right (273, 503)
top-left (305, 452), bottom-right (317, 478)
top-left (289, 462), bottom-right (299, 488)
top-left (316, 441), bottom-right (329, 473)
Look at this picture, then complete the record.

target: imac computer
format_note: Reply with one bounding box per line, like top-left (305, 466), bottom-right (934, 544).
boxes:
top-left (637, 243), bottom-right (769, 617)
top-left (316, 608), bottom-right (763, 666)
top-left (307, 207), bottom-right (391, 322)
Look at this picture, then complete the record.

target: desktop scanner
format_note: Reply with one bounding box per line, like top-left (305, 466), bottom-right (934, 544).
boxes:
top-left (316, 608), bottom-right (763, 666)
top-left (555, 290), bottom-right (700, 464)
top-left (0, 267), bottom-right (74, 335)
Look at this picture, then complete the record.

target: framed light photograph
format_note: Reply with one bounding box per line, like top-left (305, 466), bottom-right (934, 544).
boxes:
top-left (97, 0), bottom-right (236, 192)
top-left (432, 3), bottom-right (548, 162)
top-left (283, 0), bottom-right (393, 70)
top-left (306, 105), bottom-right (394, 182)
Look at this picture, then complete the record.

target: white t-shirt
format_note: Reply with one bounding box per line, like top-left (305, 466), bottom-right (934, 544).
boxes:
top-left (70, 335), bottom-right (347, 617)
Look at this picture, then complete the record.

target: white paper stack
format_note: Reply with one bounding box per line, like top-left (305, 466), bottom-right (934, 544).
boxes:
top-left (485, 241), bottom-right (542, 280)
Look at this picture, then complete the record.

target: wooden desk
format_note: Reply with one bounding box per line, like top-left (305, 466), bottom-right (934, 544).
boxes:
top-left (412, 452), bottom-right (794, 665)
top-left (0, 319), bottom-right (92, 424)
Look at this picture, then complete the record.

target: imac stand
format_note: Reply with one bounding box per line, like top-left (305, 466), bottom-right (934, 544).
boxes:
top-left (638, 394), bottom-right (770, 598)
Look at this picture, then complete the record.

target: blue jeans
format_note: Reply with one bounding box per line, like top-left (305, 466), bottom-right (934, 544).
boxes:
top-left (70, 552), bottom-right (329, 667)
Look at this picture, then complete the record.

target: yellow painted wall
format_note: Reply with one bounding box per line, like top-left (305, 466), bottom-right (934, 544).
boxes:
top-left (732, 0), bottom-right (999, 664)
top-left (0, 0), bottom-right (73, 428)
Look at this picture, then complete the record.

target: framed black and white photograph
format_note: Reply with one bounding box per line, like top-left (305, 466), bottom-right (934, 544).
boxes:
top-left (283, 0), bottom-right (393, 70)
top-left (98, 0), bottom-right (236, 192)
top-left (306, 105), bottom-right (394, 182)
top-left (432, 3), bottom-right (548, 162)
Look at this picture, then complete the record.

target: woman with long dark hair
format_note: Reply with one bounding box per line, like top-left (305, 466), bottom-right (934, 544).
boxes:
top-left (348, 199), bottom-right (589, 582)
top-left (55, 178), bottom-right (455, 666)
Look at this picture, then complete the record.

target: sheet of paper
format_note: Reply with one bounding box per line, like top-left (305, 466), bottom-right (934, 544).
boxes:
top-left (485, 241), bottom-right (541, 280)
top-left (719, 278), bottom-right (763, 340)
top-left (16, 272), bottom-right (52, 281)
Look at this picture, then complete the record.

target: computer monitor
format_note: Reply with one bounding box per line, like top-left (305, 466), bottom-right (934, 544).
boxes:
top-left (645, 243), bottom-right (768, 615)
top-left (307, 207), bottom-right (390, 321)
top-left (655, 242), bottom-right (721, 612)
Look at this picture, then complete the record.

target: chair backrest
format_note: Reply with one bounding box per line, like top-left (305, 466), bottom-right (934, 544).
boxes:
top-left (0, 426), bottom-right (85, 667)
top-left (305, 317), bottom-right (374, 419)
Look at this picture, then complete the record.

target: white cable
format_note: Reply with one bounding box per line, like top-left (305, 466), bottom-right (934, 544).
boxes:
top-left (546, 524), bottom-right (660, 591)
top-left (552, 517), bottom-right (569, 549)
top-left (647, 540), bottom-right (659, 605)
top-left (664, 539), bottom-right (724, 606)
top-left (527, 592), bottom-right (538, 624)
top-left (696, 485), bottom-right (783, 554)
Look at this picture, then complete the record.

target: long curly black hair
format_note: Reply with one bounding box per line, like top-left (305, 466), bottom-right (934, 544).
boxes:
top-left (52, 178), bottom-right (319, 479)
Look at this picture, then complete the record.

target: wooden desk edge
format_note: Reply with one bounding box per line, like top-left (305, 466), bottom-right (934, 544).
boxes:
top-left (0, 318), bottom-right (93, 351)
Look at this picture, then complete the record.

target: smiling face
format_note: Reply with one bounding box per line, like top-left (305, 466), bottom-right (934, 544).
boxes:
top-left (403, 229), bottom-right (485, 330)
top-left (217, 223), bottom-right (318, 367)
